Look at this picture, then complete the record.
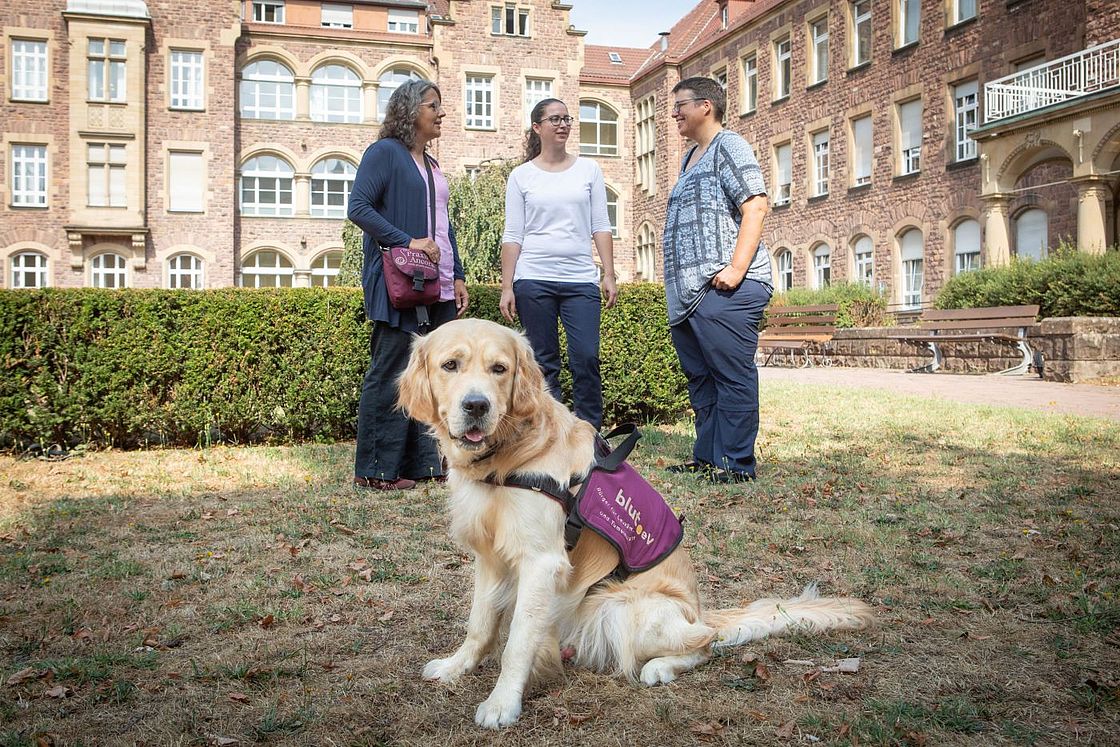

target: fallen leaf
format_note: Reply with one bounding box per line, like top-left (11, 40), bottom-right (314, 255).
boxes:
top-left (776, 720), bottom-right (796, 739)
top-left (169, 570), bottom-right (187, 580)
top-left (754, 662), bottom-right (771, 681)
top-left (741, 651), bottom-right (759, 664)
top-left (207, 736), bottom-right (241, 746)
top-left (259, 614), bottom-right (274, 629)
top-left (378, 610), bottom-right (394, 622)
top-left (690, 720), bottom-right (726, 738)
top-left (228, 692), bottom-right (250, 704)
top-left (6, 667), bottom-right (41, 686)
top-left (328, 614), bottom-right (343, 623)
top-left (226, 508), bottom-right (239, 517)
top-left (44, 685), bottom-right (73, 699)
top-left (820, 657), bottom-right (861, 674)
top-left (358, 568), bottom-right (374, 582)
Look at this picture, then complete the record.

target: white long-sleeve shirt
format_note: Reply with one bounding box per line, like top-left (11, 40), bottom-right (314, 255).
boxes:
top-left (502, 157), bottom-right (612, 284)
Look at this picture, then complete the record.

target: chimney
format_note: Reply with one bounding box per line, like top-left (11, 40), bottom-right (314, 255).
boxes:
top-left (659, 32), bottom-right (670, 52)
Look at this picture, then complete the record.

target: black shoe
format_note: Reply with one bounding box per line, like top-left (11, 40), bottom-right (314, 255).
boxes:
top-left (707, 469), bottom-right (754, 484)
top-left (665, 461), bottom-right (710, 474)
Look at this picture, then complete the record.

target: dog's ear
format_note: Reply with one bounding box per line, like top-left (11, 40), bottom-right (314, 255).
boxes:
top-left (397, 333), bottom-right (437, 424)
top-left (510, 332), bottom-right (547, 420)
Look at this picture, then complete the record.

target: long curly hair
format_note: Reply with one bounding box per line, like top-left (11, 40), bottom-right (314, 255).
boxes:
top-left (379, 79), bottom-right (441, 149)
top-left (523, 98), bottom-right (565, 162)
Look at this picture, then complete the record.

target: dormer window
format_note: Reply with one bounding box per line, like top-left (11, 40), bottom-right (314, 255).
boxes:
top-left (388, 8), bottom-right (420, 33)
top-left (321, 2), bottom-right (352, 28)
top-left (251, 0), bottom-right (284, 23)
top-left (721, 4), bottom-right (729, 30)
top-left (608, 52), bottom-right (622, 64)
top-left (491, 4), bottom-right (529, 37)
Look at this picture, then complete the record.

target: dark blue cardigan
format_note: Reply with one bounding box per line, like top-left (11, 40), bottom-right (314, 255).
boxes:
top-left (348, 137), bottom-right (465, 331)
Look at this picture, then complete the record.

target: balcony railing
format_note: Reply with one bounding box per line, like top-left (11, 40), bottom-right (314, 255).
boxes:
top-left (985, 38), bottom-right (1120, 123)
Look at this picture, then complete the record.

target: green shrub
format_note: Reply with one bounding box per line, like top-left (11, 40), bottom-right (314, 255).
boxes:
top-left (0, 285), bottom-right (688, 449)
top-left (448, 160), bottom-right (518, 284)
top-left (935, 245), bottom-right (1120, 318)
top-left (769, 282), bottom-right (891, 327)
top-left (336, 220), bottom-right (363, 287)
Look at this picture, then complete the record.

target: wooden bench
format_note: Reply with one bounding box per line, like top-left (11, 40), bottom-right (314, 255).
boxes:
top-left (897, 304), bottom-right (1041, 375)
top-left (757, 304), bottom-right (839, 367)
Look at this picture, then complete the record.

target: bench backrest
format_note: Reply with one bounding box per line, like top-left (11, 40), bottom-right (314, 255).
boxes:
top-left (918, 304), bottom-right (1040, 333)
top-left (763, 303), bottom-right (839, 337)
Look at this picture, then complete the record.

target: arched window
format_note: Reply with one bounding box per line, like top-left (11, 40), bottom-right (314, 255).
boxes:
top-left (776, 249), bottom-right (793, 292)
top-left (240, 250), bottom-right (294, 287)
top-left (311, 64), bottom-right (362, 123)
top-left (635, 223), bottom-right (656, 281)
top-left (240, 155), bottom-right (294, 216)
top-left (1014, 208), bottom-right (1048, 261)
top-left (852, 235), bottom-right (873, 285)
top-left (310, 158), bottom-right (356, 218)
top-left (239, 60), bottom-right (295, 120)
top-left (605, 186), bottom-right (619, 238)
top-left (899, 229), bottom-right (924, 309)
top-left (579, 100), bottom-right (618, 156)
top-left (812, 243), bottom-right (831, 288)
top-left (91, 252), bottom-right (127, 288)
top-left (168, 253), bottom-right (204, 289)
top-left (10, 251), bottom-right (48, 288)
top-left (953, 219), bottom-right (981, 274)
top-left (311, 251), bottom-right (343, 287)
top-left (378, 67), bottom-right (422, 120)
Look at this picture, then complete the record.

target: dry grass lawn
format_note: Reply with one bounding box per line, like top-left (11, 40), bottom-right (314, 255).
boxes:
top-left (1, 382), bottom-right (1118, 746)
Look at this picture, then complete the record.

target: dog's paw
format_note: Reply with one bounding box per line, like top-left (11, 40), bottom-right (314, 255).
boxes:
top-left (474, 693), bottom-right (522, 729)
top-left (639, 658), bottom-right (679, 686)
top-left (422, 656), bottom-right (467, 683)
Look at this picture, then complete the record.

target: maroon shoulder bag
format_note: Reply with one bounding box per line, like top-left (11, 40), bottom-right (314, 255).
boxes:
top-left (382, 154), bottom-right (440, 327)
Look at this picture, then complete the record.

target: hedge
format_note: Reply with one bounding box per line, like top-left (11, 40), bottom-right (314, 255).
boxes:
top-left (770, 282), bottom-right (891, 327)
top-left (0, 284), bottom-right (688, 449)
top-left (935, 245), bottom-right (1120, 318)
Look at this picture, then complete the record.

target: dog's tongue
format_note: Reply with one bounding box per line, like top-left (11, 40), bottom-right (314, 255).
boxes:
top-left (463, 429), bottom-right (485, 443)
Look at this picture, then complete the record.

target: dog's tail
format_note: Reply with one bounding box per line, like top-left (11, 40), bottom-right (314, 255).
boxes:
top-left (703, 583), bottom-right (874, 649)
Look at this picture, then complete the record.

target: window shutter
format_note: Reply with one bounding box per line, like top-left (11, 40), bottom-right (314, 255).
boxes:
top-left (900, 100), bottom-right (922, 150)
top-left (169, 152), bottom-right (204, 211)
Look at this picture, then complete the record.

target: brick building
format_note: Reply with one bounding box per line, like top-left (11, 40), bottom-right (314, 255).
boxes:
top-left (2, 0), bottom-right (1118, 302)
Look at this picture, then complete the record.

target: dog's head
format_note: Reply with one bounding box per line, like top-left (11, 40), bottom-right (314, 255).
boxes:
top-left (398, 319), bottom-right (548, 455)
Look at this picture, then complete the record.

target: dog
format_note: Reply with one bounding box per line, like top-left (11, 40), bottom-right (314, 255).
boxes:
top-left (397, 318), bottom-right (873, 729)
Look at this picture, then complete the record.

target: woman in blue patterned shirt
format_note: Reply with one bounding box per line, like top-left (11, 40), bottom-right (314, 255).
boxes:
top-left (662, 77), bottom-right (773, 483)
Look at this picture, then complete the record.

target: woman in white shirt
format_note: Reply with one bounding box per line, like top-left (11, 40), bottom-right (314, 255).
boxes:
top-left (501, 98), bottom-right (617, 428)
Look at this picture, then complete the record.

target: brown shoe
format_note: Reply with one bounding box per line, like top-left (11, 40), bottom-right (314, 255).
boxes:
top-left (353, 476), bottom-right (417, 491)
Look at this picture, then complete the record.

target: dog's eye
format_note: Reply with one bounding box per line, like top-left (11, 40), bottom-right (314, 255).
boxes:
top-left (441, 359), bottom-right (458, 372)
top-left (491, 363), bottom-right (508, 374)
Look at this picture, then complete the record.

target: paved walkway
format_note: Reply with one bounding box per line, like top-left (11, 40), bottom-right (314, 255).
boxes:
top-left (759, 366), bottom-right (1120, 421)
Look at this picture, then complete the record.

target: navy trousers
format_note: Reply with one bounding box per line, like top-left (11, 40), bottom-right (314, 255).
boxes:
top-left (514, 279), bottom-right (603, 429)
top-left (670, 279), bottom-right (772, 477)
top-left (354, 301), bottom-right (456, 481)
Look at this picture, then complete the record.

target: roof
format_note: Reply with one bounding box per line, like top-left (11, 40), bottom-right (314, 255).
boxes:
top-left (428, 0), bottom-right (450, 17)
top-left (66, 0), bottom-right (150, 18)
top-left (581, 45), bottom-right (654, 85)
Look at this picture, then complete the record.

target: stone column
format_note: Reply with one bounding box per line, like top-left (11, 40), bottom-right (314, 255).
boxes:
top-left (980, 194), bottom-right (1012, 267)
top-left (295, 76), bottom-right (311, 120)
top-left (293, 270), bottom-right (312, 288)
top-left (1075, 179), bottom-right (1110, 254)
top-left (364, 81), bottom-right (379, 123)
top-left (294, 173), bottom-right (311, 218)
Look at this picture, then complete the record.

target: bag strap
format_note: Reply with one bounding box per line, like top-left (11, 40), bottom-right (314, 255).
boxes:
top-left (595, 423), bottom-right (641, 471)
top-left (423, 153), bottom-right (437, 241)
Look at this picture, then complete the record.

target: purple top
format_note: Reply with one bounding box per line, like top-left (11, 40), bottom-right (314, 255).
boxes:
top-left (414, 158), bottom-right (455, 301)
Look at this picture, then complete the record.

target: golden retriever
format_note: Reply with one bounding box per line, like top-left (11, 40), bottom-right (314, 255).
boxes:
top-left (398, 318), bottom-right (873, 729)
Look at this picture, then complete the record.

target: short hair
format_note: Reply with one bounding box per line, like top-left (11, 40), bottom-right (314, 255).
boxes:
top-left (672, 76), bottom-right (726, 121)
top-left (379, 79), bottom-right (441, 149)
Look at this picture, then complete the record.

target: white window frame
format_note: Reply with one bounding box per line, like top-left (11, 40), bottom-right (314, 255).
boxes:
top-left (951, 0), bottom-right (977, 25)
top-left (240, 250), bottom-right (294, 288)
top-left (810, 17), bottom-right (829, 84)
top-left (88, 38), bottom-right (126, 103)
top-left (954, 80), bottom-right (978, 162)
top-left (851, 0), bottom-right (872, 67)
top-left (252, 0), bottom-right (284, 23)
top-left (310, 64), bottom-right (362, 123)
top-left (523, 77), bottom-right (552, 126)
top-left (11, 38), bottom-right (48, 102)
top-left (898, 98), bottom-right (922, 175)
top-left (311, 251), bottom-right (343, 287)
top-left (899, 229), bottom-right (924, 309)
top-left (169, 49), bottom-right (204, 110)
top-left (636, 95), bottom-right (656, 193)
top-left (605, 186), bottom-right (619, 238)
top-left (91, 252), bottom-right (128, 288)
top-left (168, 150), bottom-right (204, 212)
top-left (953, 219), bottom-right (981, 274)
top-left (853, 235), bottom-right (874, 284)
top-left (377, 68), bottom-right (421, 121)
top-left (167, 253), bottom-right (204, 289)
top-left (579, 100), bottom-right (619, 156)
top-left (898, 0), bottom-right (919, 47)
top-left (491, 4), bottom-right (530, 37)
top-left (777, 250), bottom-right (793, 292)
top-left (387, 8), bottom-right (419, 33)
top-left (852, 114), bottom-right (873, 186)
top-left (239, 60), bottom-right (295, 120)
top-left (742, 53), bottom-right (757, 113)
top-left (321, 3), bottom-right (353, 29)
top-left (10, 144), bottom-right (48, 207)
top-left (240, 155), bottom-right (294, 217)
top-left (310, 157), bottom-right (356, 218)
top-left (774, 36), bottom-right (791, 99)
top-left (774, 142), bottom-right (792, 206)
top-left (813, 244), bottom-right (832, 288)
top-left (465, 74), bottom-right (494, 129)
top-left (636, 223), bottom-right (656, 281)
top-left (10, 251), bottom-right (49, 288)
top-left (812, 130), bottom-right (830, 197)
top-left (87, 142), bottom-right (126, 208)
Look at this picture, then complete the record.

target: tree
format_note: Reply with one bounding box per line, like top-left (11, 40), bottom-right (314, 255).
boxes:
top-left (448, 159), bottom-right (517, 284)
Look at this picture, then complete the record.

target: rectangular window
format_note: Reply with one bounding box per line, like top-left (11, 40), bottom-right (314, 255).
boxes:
top-left (903, 258), bottom-right (923, 308)
top-left (854, 240), bottom-right (874, 284)
top-left (898, 0), bottom-right (919, 46)
top-left (168, 151), bottom-right (204, 212)
top-left (11, 39), bottom-right (48, 102)
top-left (169, 50), bottom-right (204, 110)
top-left (810, 17), bottom-right (829, 84)
top-left (899, 98), bottom-right (922, 175)
top-left (87, 142), bottom-right (126, 207)
top-left (954, 80), bottom-right (978, 161)
top-left (636, 95), bottom-right (656, 193)
top-left (814, 249), bottom-right (831, 288)
top-left (851, 0), bottom-right (871, 67)
top-left (774, 36), bottom-right (791, 99)
top-left (252, 0), bottom-right (284, 22)
top-left (852, 114), bottom-right (872, 185)
top-left (774, 142), bottom-right (792, 205)
top-left (742, 54), bottom-right (757, 113)
top-left (88, 38), bottom-right (126, 102)
top-left (952, 0), bottom-right (977, 25)
top-left (524, 77), bottom-right (552, 126)
top-left (387, 8), bottom-right (419, 33)
top-left (812, 130), bottom-right (830, 196)
top-left (10, 144), bottom-right (48, 207)
top-left (491, 4), bottom-right (529, 36)
top-left (321, 3), bottom-right (353, 28)
top-left (465, 75), bottom-right (494, 129)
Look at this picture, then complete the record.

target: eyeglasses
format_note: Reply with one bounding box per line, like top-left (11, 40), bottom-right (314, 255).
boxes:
top-left (539, 115), bottom-right (575, 126)
top-left (671, 97), bottom-right (707, 114)
top-left (422, 101), bottom-right (444, 112)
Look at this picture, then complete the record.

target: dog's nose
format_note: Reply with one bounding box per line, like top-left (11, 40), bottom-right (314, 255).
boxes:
top-left (461, 393), bottom-right (490, 418)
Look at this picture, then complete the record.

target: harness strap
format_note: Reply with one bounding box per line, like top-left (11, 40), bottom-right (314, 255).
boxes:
top-left (483, 472), bottom-right (585, 550)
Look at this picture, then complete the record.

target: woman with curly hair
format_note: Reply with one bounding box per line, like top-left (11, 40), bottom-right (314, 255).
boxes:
top-left (348, 79), bottom-right (469, 491)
